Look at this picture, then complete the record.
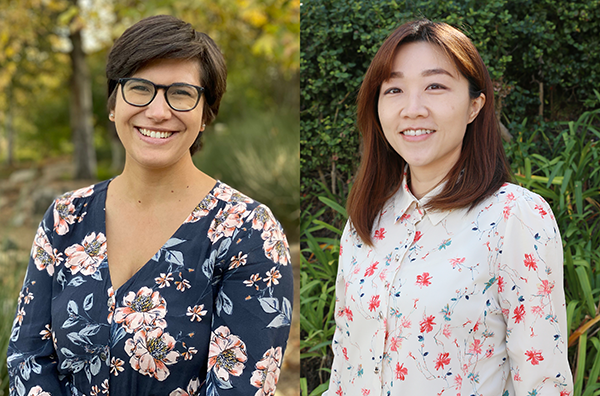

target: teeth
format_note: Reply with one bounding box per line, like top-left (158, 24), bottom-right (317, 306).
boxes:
top-left (139, 128), bottom-right (173, 139)
top-left (402, 129), bottom-right (434, 136)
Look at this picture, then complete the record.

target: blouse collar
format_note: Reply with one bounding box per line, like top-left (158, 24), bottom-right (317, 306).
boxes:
top-left (392, 167), bottom-right (452, 226)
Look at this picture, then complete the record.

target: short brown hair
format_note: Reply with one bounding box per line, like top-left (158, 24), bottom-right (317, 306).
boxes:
top-left (106, 15), bottom-right (227, 154)
top-left (347, 19), bottom-right (511, 246)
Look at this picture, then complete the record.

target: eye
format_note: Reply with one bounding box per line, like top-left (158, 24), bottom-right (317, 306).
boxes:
top-left (426, 83), bottom-right (446, 90)
top-left (169, 85), bottom-right (196, 98)
top-left (383, 87), bottom-right (402, 95)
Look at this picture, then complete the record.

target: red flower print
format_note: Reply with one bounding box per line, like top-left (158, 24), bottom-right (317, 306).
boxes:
top-left (535, 204), bottom-right (548, 218)
top-left (364, 262), bottom-right (379, 277)
top-left (399, 213), bottom-right (411, 223)
top-left (537, 279), bottom-right (554, 296)
top-left (514, 372), bottom-right (522, 381)
top-left (502, 205), bottom-right (511, 219)
top-left (361, 389), bottom-right (370, 396)
top-left (373, 228), bottom-right (386, 240)
top-left (525, 348), bottom-right (544, 365)
top-left (506, 192), bottom-right (515, 202)
top-left (416, 272), bottom-right (432, 288)
top-left (531, 305), bottom-right (544, 318)
top-left (414, 231), bottom-right (423, 243)
top-left (513, 305), bottom-right (526, 324)
top-left (342, 347), bottom-right (349, 360)
top-left (389, 337), bottom-right (401, 352)
top-left (449, 257), bottom-right (465, 269)
top-left (368, 295), bottom-right (380, 312)
top-left (560, 390), bottom-right (571, 396)
top-left (395, 362), bottom-right (408, 380)
top-left (419, 315), bottom-right (436, 333)
top-left (497, 276), bottom-right (505, 293)
top-left (434, 352), bottom-right (451, 370)
top-left (336, 387), bottom-right (343, 396)
top-left (344, 307), bottom-right (353, 322)
top-left (523, 253), bottom-right (538, 271)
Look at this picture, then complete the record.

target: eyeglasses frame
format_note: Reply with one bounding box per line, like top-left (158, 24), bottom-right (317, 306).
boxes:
top-left (118, 77), bottom-right (205, 112)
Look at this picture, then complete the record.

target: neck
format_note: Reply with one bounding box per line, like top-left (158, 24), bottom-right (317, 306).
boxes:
top-left (408, 167), bottom-right (448, 199)
top-left (113, 154), bottom-right (211, 207)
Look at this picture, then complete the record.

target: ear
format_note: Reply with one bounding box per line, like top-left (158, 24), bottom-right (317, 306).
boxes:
top-left (467, 93), bottom-right (486, 124)
top-left (109, 110), bottom-right (115, 122)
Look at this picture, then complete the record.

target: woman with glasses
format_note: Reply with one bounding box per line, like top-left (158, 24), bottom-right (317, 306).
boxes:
top-left (8, 15), bottom-right (292, 396)
top-left (325, 20), bottom-right (572, 396)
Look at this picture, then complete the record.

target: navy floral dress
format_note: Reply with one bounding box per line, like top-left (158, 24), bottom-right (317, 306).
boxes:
top-left (8, 180), bottom-right (293, 396)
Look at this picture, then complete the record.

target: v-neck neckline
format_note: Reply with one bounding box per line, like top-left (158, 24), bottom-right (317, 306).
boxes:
top-left (101, 178), bottom-right (220, 294)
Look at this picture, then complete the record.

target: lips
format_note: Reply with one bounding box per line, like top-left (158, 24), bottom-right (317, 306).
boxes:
top-left (401, 129), bottom-right (435, 136)
top-left (137, 127), bottom-right (174, 139)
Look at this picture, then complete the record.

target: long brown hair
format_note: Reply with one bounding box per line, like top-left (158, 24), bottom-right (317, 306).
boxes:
top-left (347, 19), bottom-right (511, 246)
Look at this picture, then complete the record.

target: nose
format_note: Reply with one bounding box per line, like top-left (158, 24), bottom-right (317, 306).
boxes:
top-left (144, 89), bottom-right (172, 121)
top-left (400, 92), bottom-right (428, 119)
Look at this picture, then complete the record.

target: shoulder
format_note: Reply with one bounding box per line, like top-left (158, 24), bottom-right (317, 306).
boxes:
top-left (492, 183), bottom-right (554, 217)
top-left (50, 180), bottom-right (109, 236)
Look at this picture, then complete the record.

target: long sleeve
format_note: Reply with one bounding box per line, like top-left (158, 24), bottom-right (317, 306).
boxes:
top-left (7, 204), bottom-right (68, 396)
top-left (201, 203), bottom-right (293, 396)
top-left (498, 192), bottom-right (573, 395)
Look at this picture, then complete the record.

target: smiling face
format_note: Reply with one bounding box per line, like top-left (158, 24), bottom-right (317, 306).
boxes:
top-left (110, 58), bottom-right (205, 171)
top-left (377, 41), bottom-right (485, 182)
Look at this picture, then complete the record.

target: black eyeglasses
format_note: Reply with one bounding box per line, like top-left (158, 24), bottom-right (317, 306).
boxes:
top-left (118, 78), bottom-right (205, 112)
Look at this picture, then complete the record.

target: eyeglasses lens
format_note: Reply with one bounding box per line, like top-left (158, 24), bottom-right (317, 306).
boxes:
top-left (123, 80), bottom-right (199, 111)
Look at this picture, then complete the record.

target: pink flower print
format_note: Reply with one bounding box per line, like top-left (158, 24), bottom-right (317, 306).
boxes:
top-left (537, 279), bottom-right (554, 296)
top-left (169, 378), bottom-right (200, 396)
top-left (208, 326), bottom-right (248, 382)
top-left (261, 224), bottom-right (291, 266)
top-left (525, 348), bottom-right (544, 365)
top-left (364, 262), bottom-right (379, 277)
top-left (155, 272), bottom-right (174, 288)
top-left (229, 252), bottom-right (248, 269)
top-left (419, 315), bottom-right (436, 333)
top-left (110, 357), bottom-right (125, 376)
top-left (535, 204), bottom-right (548, 218)
top-left (523, 253), bottom-right (538, 271)
top-left (497, 276), bottom-right (506, 293)
top-left (113, 286), bottom-right (167, 333)
top-left (264, 267), bottom-right (282, 287)
top-left (449, 257), bottom-right (465, 270)
top-left (213, 185), bottom-right (254, 204)
top-left (373, 228), bottom-right (386, 240)
top-left (415, 272), bottom-right (432, 288)
top-left (32, 227), bottom-right (63, 276)
top-left (531, 305), bottom-right (544, 318)
top-left (468, 339), bottom-right (482, 355)
top-left (442, 324), bottom-right (452, 338)
top-left (248, 205), bottom-right (275, 231)
top-left (368, 295), bottom-right (380, 312)
top-left (414, 231), bottom-right (423, 243)
top-left (485, 347), bottom-right (494, 359)
top-left (513, 305), bottom-right (526, 324)
top-left (434, 352), bottom-right (451, 370)
top-left (361, 389), bottom-right (370, 396)
top-left (53, 199), bottom-right (77, 235)
top-left (64, 232), bottom-right (107, 276)
top-left (389, 337), bottom-right (401, 352)
top-left (184, 195), bottom-right (218, 223)
top-left (250, 346), bottom-right (282, 396)
top-left (207, 203), bottom-right (249, 243)
top-left (505, 192), bottom-right (515, 202)
top-left (395, 362), bottom-right (408, 380)
top-left (107, 287), bottom-right (115, 323)
top-left (124, 327), bottom-right (179, 381)
top-left (502, 205), bottom-right (511, 219)
top-left (400, 316), bottom-right (412, 329)
top-left (186, 304), bottom-right (208, 322)
top-left (454, 374), bottom-right (462, 389)
top-left (398, 213), bottom-right (411, 223)
top-left (514, 372), bottom-right (522, 381)
top-left (27, 386), bottom-right (51, 396)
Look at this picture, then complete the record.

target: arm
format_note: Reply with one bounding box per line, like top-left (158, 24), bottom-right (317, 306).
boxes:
top-left (499, 192), bottom-right (573, 395)
top-left (202, 204), bottom-right (293, 396)
top-left (7, 204), bottom-right (69, 396)
top-left (324, 220), bottom-right (351, 396)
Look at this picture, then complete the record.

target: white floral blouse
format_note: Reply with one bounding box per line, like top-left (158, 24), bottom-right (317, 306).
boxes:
top-left (326, 175), bottom-right (573, 396)
top-left (8, 180), bottom-right (292, 396)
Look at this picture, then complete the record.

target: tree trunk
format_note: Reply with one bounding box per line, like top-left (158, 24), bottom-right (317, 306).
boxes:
top-left (69, 27), bottom-right (96, 179)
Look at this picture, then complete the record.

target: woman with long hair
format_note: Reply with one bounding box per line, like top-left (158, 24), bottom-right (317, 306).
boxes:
top-left (327, 20), bottom-right (572, 395)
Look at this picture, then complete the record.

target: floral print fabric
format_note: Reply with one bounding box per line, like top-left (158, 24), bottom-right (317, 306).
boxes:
top-left (8, 180), bottom-right (292, 396)
top-left (327, 176), bottom-right (573, 396)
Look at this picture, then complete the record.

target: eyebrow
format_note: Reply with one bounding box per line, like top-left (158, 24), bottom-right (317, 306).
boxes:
top-left (389, 68), bottom-right (456, 79)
